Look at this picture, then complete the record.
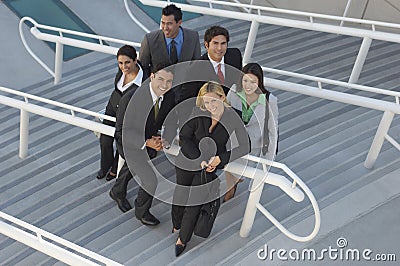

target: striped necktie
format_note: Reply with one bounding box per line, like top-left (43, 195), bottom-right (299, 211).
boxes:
top-left (217, 63), bottom-right (225, 85)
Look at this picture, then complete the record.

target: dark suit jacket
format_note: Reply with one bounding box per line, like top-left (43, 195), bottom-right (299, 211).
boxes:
top-left (139, 27), bottom-right (201, 79)
top-left (176, 106), bottom-right (250, 171)
top-left (115, 80), bottom-right (177, 160)
top-left (103, 61), bottom-right (145, 127)
top-left (178, 48), bottom-right (243, 102)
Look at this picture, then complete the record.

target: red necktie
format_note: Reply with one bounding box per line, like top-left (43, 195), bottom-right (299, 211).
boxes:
top-left (217, 64), bottom-right (225, 85)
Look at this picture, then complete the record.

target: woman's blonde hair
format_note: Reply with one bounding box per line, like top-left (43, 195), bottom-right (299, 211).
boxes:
top-left (196, 82), bottom-right (229, 110)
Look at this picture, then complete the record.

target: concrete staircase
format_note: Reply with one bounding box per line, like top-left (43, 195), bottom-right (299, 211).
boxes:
top-left (0, 14), bottom-right (399, 266)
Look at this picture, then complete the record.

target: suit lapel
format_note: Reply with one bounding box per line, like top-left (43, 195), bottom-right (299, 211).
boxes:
top-left (180, 28), bottom-right (191, 61)
top-left (144, 87), bottom-right (156, 125)
top-left (201, 54), bottom-right (219, 82)
top-left (154, 90), bottom-right (173, 124)
top-left (154, 31), bottom-right (170, 63)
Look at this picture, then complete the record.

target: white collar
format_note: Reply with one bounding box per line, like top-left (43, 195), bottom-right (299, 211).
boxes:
top-left (149, 82), bottom-right (164, 105)
top-left (208, 55), bottom-right (225, 69)
top-left (117, 64), bottom-right (143, 92)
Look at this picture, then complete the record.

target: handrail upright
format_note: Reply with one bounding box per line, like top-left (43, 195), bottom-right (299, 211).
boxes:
top-left (19, 17), bottom-right (140, 84)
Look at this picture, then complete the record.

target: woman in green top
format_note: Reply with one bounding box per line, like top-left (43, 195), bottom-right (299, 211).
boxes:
top-left (225, 63), bottom-right (279, 202)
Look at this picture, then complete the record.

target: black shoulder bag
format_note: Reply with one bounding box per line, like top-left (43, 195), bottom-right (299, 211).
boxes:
top-left (194, 169), bottom-right (221, 238)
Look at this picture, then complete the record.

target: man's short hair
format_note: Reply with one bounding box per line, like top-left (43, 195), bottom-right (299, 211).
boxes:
top-left (152, 62), bottom-right (174, 75)
top-left (204, 26), bottom-right (230, 44)
top-left (162, 4), bottom-right (182, 23)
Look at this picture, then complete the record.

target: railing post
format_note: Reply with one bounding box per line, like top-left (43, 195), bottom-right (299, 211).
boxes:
top-left (348, 36), bottom-right (372, 84)
top-left (243, 20), bottom-right (259, 65)
top-left (240, 173), bottom-right (265, 237)
top-left (364, 111), bottom-right (395, 169)
top-left (340, 0), bottom-right (352, 27)
top-left (19, 109), bottom-right (29, 159)
top-left (54, 41), bottom-right (63, 84)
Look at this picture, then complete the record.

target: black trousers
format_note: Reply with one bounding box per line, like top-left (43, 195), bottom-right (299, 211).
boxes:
top-left (172, 167), bottom-right (217, 244)
top-left (111, 155), bottom-right (157, 219)
top-left (99, 134), bottom-right (119, 175)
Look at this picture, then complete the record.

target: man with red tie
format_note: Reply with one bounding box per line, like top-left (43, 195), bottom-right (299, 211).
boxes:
top-left (178, 26), bottom-right (243, 102)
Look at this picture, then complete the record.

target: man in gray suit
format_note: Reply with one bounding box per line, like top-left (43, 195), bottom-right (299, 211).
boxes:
top-left (139, 4), bottom-right (201, 88)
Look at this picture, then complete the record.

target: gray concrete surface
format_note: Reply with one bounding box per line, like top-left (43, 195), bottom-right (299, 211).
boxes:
top-left (1, 1), bottom-right (399, 265)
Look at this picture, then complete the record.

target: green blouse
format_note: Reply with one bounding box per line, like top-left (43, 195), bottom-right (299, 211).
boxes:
top-left (237, 90), bottom-right (266, 124)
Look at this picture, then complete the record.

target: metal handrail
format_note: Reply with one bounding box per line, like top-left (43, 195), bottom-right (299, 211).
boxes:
top-left (0, 211), bottom-right (122, 266)
top-left (340, 0), bottom-right (353, 27)
top-left (0, 91), bottom-right (115, 159)
top-left (19, 17), bottom-right (55, 78)
top-left (123, 0), bottom-right (151, 33)
top-left (19, 17), bottom-right (140, 84)
top-left (22, 17), bottom-right (141, 47)
top-left (261, 66), bottom-right (400, 100)
top-left (265, 77), bottom-right (400, 114)
top-left (187, 0), bottom-right (400, 30)
top-left (0, 86), bottom-right (116, 122)
top-left (139, 0), bottom-right (400, 45)
top-left (243, 155), bottom-right (320, 242)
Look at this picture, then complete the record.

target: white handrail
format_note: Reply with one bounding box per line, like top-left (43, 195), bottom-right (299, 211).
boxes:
top-left (265, 77), bottom-right (400, 114)
top-left (123, 0), bottom-right (151, 33)
top-left (244, 155), bottom-right (320, 242)
top-left (0, 86), bottom-right (116, 123)
top-left (0, 92), bottom-right (115, 159)
top-left (261, 66), bottom-right (400, 99)
top-left (19, 17), bottom-right (55, 78)
top-left (0, 211), bottom-right (122, 266)
top-left (185, 0), bottom-right (400, 30)
top-left (0, 94), bottom-right (115, 137)
top-left (340, 0), bottom-right (353, 27)
top-left (139, 0), bottom-right (400, 84)
top-left (23, 17), bottom-right (141, 47)
top-left (138, 0), bottom-right (400, 85)
top-left (19, 16), bottom-right (141, 84)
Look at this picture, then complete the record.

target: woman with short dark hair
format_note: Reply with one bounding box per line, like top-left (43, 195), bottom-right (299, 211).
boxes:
top-left (96, 45), bottom-right (143, 181)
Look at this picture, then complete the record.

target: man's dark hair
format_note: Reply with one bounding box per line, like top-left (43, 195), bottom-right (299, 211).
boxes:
top-left (204, 26), bottom-right (230, 45)
top-left (162, 4), bottom-right (182, 22)
top-left (117, 45), bottom-right (137, 60)
top-left (152, 62), bottom-right (174, 75)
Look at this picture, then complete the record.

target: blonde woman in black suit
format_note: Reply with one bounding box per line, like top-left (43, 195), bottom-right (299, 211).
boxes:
top-left (172, 82), bottom-right (250, 256)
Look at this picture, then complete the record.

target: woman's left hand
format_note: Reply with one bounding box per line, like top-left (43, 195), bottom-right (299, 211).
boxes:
top-left (208, 156), bottom-right (221, 168)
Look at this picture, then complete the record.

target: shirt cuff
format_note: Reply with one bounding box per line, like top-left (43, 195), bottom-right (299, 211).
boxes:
top-left (141, 141), bottom-right (146, 150)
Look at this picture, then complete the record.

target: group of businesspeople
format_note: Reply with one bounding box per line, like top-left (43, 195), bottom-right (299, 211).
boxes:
top-left (96, 4), bottom-right (278, 257)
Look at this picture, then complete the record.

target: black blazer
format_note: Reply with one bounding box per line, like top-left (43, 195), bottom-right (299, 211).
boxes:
top-left (178, 48), bottom-right (243, 102)
top-left (103, 61), bottom-right (146, 126)
top-left (115, 80), bottom-right (177, 159)
top-left (177, 106), bottom-right (250, 171)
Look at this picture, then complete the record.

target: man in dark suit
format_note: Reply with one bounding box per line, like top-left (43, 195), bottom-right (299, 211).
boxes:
top-left (139, 4), bottom-right (201, 81)
top-left (178, 25), bottom-right (243, 103)
top-left (110, 63), bottom-right (177, 226)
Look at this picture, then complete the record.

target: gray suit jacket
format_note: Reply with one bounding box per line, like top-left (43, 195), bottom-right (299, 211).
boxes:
top-left (139, 27), bottom-right (201, 78)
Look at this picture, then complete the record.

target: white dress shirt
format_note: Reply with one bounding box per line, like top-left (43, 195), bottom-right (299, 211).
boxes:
top-left (117, 64), bottom-right (143, 93)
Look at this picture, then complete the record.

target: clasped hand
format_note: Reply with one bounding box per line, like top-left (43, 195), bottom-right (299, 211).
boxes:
top-left (146, 136), bottom-right (169, 151)
top-left (200, 156), bottom-right (221, 172)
